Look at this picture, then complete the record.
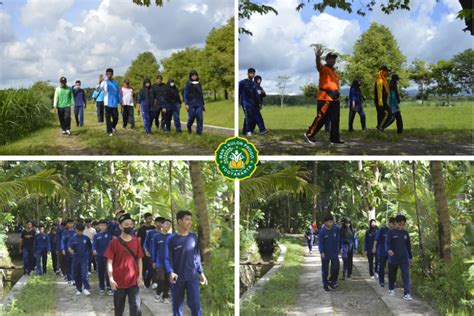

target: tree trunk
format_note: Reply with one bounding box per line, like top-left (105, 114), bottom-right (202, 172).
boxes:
top-left (224, 89), bottom-right (229, 100)
top-left (148, 161), bottom-right (156, 214)
top-left (189, 162), bottom-right (211, 268)
top-left (169, 161), bottom-right (175, 232)
top-left (411, 161), bottom-right (429, 274)
top-left (110, 161), bottom-right (120, 210)
top-left (213, 89), bottom-right (217, 101)
top-left (430, 161), bottom-right (452, 263)
top-left (312, 162), bottom-right (318, 222)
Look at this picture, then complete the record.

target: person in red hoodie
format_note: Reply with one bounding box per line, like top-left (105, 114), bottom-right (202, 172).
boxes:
top-left (105, 213), bottom-right (144, 315)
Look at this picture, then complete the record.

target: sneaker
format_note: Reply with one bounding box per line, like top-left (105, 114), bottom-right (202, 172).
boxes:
top-left (61, 130), bottom-right (67, 135)
top-left (109, 133), bottom-right (113, 137)
top-left (303, 133), bottom-right (315, 144)
top-left (403, 294), bottom-right (413, 301)
top-left (112, 128), bottom-right (116, 133)
top-left (347, 275), bottom-right (351, 279)
top-left (88, 272), bottom-right (91, 276)
top-left (107, 289), bottom-right (114, 296)
top-left (162, 298), bottom-right (170, 304)
top-left (380, 283), bottom-right (385, 288)
top-left (154, 294), bottom-right (161, 302)
top-left (246, 132), bottom-right (252, 137)
top-left (75, 290), bottom-right (82, 296)
top-left (260, 130), bottom-right (269, 135)
top-left (151, 283), bottom-right (158, 290)
top-left (370, 276), bottom-right (375, 279)
top-left (388, 290), bottom-right (395, 296)
top-left (72, 282), bottom-right (76, 286)
top-left (328, 282), bottom-right (336, 290)
top-left (99, 290), bottom-right (105, 296)
top-left (66, 130), bottom-right (71, 136)
top-left (323, 286), bottom-right (331, 291)
top-left (83, 289), bottom-right (91, 296)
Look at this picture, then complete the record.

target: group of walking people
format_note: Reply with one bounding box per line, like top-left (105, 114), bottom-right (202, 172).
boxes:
top-left (52, 68), bottom-right (206, 138)
top-left (19, 209), bottom-right (208, 316)
top-left (305, 214), bottom-right (413, 301)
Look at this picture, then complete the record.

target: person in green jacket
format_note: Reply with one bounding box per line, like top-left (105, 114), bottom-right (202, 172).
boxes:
top-left (53, 77), bottom-right (74, 135)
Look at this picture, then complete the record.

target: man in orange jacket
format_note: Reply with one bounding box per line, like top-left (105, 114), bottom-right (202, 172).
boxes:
top-left (304, 46), bottom-right (344, 144)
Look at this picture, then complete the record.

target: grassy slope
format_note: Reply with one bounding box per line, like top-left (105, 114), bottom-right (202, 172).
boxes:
top-left (241, 237), bottom-right (305, 315)
top-left (0, 100), bottom-right (233, 155)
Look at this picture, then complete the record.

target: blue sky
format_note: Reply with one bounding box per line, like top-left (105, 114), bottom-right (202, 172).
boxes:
top-left (0, 0), bottom-right (233, 88)
top-left (241, 0), bottom-right (473, 94)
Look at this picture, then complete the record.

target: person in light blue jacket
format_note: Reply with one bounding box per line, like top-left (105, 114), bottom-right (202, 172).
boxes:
top-left (92, 74), bottom-right (105, 124)
top-left (100, 68), bottom-right (121, 136)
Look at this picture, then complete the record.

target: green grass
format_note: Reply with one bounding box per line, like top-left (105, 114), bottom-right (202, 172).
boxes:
top-left (4, 262), bottom-right (56, 315)
top-left (0, 99), bottom-right (233, 155)
top-left (241, 237), bottom-right (305, 315)
top-left (240, 102), bottom-right (473, 131)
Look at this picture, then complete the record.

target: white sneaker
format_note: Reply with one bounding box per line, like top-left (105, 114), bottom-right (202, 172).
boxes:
top-left (403, 294), bottom-right (413, 301)
top-left (370, 276), bottom-right (375, 279)
top-left (75, 290), bottom-right (82, 296)
top-left (66, 130), bottom-right (71, 136)
top-left (303, 133), bottom-right (315, 144)
top-left (162, 298), bottom-right (170, 304)
top-left (388, 290), bottom-right (395, 296)
top-left (154, 294), bottom-right (161, 302)
top-left (151, 283), bottom-right (158, 290)
top-left (67, 281), bottom-right (72, 285)
top-left (61, 130), bottom-right (67, 135)
top-left (246, 132), bottom-right (252, 137)
top-left (83, 289), bottom-right (91, 296)
top-left (109, 133), bottom-right (113, 137)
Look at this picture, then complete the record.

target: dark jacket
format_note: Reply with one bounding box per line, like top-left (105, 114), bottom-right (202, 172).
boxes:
top-left (72, 87), bottom-right (87, 107)
top-left (166, 80), bottom-right (182, 110)
top-left (138, 79), bottom-right (157, 112)
top-left (152, 82), bottom-right (167, 110)
top-left (183, 71), bottom-right (205, 108)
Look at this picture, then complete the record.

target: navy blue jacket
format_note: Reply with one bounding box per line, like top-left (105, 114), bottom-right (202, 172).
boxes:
top-left (318, 225), bottom-right (340, 260)
top-left (49, 232), bottom-right (57, 252)
top-left (107, 221), bottom-right (121, 237)
top-left (239, 78), bottom-right (260, 107)
top-left (60, 229), bottom-right (75, 251)
top-left (364, 228), bottom-right (378, 254)
top-left (165, 232), bottom-right (204, 281)
top-left (68, 234), bottom-right (92, 262)
top-left (375, 226), bottom-right (390, 257)
top-left (92, 231), bottom-right (111, 257)
top-left (73, 87), bottom-right (87, 107)
top-left (151, 232), bottom-right (170, 268)
top-left (34, 233), bottom-right (51, 253)
top-left (386, 228), bottom-right (412, 264)
top-left (183, 81), bottom-right (205, 108)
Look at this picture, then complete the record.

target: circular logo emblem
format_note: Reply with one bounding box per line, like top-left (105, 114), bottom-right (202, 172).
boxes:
top-left (215, 137), bottom-right (259, 180)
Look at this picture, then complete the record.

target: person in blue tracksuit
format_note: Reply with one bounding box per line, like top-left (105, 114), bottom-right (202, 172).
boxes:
top-left (143, 217), bottom-right (164, 288)
top-left (249, 75), bottom-right (268, 135)
top-left (152, 218), bottom-right (172, 302)
top-left (340, 217), bottom-right (357, 280)
top-left (92, 74), bottom-right (105, 123)
top-left (184, 70), bottom-right (205, 135)
top-left (166, 211), bottom-right (208, 316)
top-left (100, 68), bottom-right (122, 136)
top-left (138, 78), bottom-right (157, 135)
top-left (72, 80), bottom-right (87, 127)
top-left (92, 219), bottom-right (113, 296)
top-left (364, 219), bottom-right (378, 278)
top-left (304, 227), bottom-right (314, 254)
top-left (164, 79), bottom-right (182, 133)
top-left (49, 225), bottom-right (58, 274)
top-left (386, 215), bottom-right (413, 301)
top-left (318, 214), bottom-right (340, 291)
top-left (20, 220), bottom-right (36, 275)
top-left (348, 79), bottom-right (366, 131)
top-left (239, 68), bottom-right (261, 136)
top-left (34, 224), bottom-right (51, 275)
top-left (60, 219), bottom-right (76, 283)
top-left (68, 223), bottom-right (92, 296)
top-left (373, 217), bottom-right (395, 287)
top-left (56, 221), bottom-right (66, 276)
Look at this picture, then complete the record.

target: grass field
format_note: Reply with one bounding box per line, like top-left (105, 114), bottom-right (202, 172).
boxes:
top-left (0, 99), bottom-right (234, 155)
top-left (239, 102), bottom-right (473, 155)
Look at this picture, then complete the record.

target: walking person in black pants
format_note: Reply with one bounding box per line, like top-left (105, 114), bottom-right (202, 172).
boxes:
top-left (364, 219), bottom-right (379, 279)
top-left (340, 217), bottom-right (357, 280)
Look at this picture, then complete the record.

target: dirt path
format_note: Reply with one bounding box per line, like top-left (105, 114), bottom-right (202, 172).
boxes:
top-left (287, 246), bottom-right (438, 316)
top-left (54, 272), bottom-right (193, 315)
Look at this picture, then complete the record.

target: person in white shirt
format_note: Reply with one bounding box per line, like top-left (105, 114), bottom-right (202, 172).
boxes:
top-left (120, 79), bottom-right (135, 129)
top-left (83, 219), bottom-right (97, 273)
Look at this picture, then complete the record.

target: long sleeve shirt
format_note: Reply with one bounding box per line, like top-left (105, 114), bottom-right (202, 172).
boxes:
top-left (92, 231), bottom-right (111, 257)
top-left (34, 233), bottom-right (51, 253)
top-left (318, 225), bottom-right (340, 260)
top-left (53, 86), bottom-right (74, 108)
top-left (165, 232), bottom-right (204, 281)
top-left (364, 229), bottom-right (377, 254)
top-left (374, 226), bottom-right (390, 257)
top-left (385, 228), bottom-right (412, 264)
top-left (239, 78), bottom-right (260, 107)
top-left (68, 234), bottom-right (92, 262)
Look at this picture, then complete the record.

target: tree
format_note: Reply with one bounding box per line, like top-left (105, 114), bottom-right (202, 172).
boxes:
top-left (344, 22), bottom-right (407, 97)
top-left (300, 83), bottom-right (318, 101)
top-left (428, 60), bottom-right (461, 105)
top-left (430, 161), bottom-right (452, 263)
top-left (204, 18), bottom-right (235, 100)
top-left (124, 52), bottom-right (160, 93)
top-left (189, 161), bottom-right (211, 267)
top-left (276, 75), bottom-right (290, 107)
top-left (451, 48), bottom-right (474, 94)
top-left (161, 47), bottom-right (206, 93)
top-left (408, 59), bottom-right (431, 104)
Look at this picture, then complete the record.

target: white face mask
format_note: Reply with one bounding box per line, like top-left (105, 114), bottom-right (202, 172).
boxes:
top-left (170, 83), bottom-right (175, 87)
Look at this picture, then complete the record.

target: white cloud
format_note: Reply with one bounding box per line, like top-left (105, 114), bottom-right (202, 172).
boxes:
top-left (21, 0), bottom-right (75, 29)
top-left (1, 0), bottom-right (233, 89)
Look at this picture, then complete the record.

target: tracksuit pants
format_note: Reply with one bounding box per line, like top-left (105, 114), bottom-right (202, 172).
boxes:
top-left (388, 262), bottom-right (410, 295)
top-left (114, 286), bottom-right (141, 316)
top-left (164, 105), bottom-right (182, 132)
top-left (249, 107), bottom-right (267, 134)
top-left (96, 101), bottom-right (105, 123)
top-left (156, 267), bottom-right (170, 299)
top-left (64, 253), bottom-right (73, 281)
top-left (306, 238), bottom-right (314, 252)
top-left (122, 106), bottom-right (135, 129)
top-left (73, 259), bottom-right (90, 292)
top-left (383, 111), bottom-right (403, 133)
top-left (187, 106), bottom-right (204, 134)
top-left (105, 106), bottom-right (119, 134)
top-left (306, 100), bottom-right (341, 142)
top-left (378, 255), bottom-right (388, 286)
top-left (171, 279), bottom-right (202, 316)
top-left (348, 107), bottom-right (366, 131)
top-left (242, 104), bottom-right (256, 135)
top-left (367, 252), bottom-right (378, 277)
top-left (35, 250), bottom-right (48, 275)
top-left (321, 257), bottom-right (339, 288)
top-left (96, 255), bottom-right (111, 291)
top-left (74, 105), bottom-right (84, 127)
top-left (51, 250), bottom-right (58, 272)
top-left (57, 107), bottom-right (71, 132)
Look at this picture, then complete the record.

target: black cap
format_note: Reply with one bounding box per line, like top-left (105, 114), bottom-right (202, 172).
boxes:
top-left (118, 213), bottom-right (132, 224)
top-left (379, 65), bottom-right (391, 72)
top-left (325, 52), bottom-right (337, 59)
top-left (60, 77), bottom-right (67, 83)
top-left (98, 219), bottom-right (108, 225)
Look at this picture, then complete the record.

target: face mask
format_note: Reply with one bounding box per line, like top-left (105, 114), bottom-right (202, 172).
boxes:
top-left (123, 227), bottom-right (133, 235)
top-left (170, 83), bottom-right (175, 87)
